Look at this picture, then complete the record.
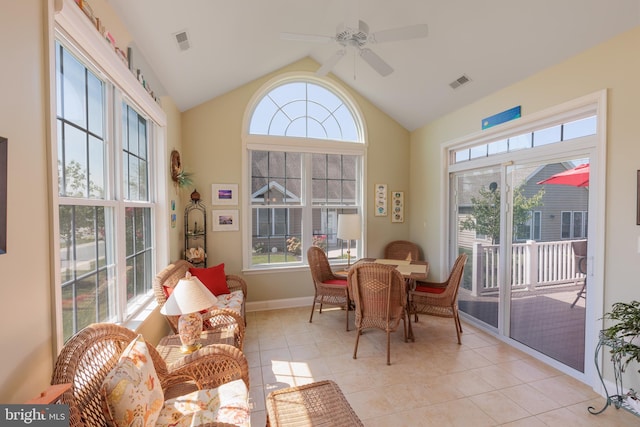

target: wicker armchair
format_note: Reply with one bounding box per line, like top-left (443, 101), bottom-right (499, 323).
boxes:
top-left (409, 253), bottom-right (467, 344)
top-left (348, 262), bottom-right (408, 365)
top-left (153, 260), bottom-right (247, 349)
top-left (308, 246), bottom-right (351, 331)
top-left (383, 240), bottom-right (421, 261)
top-left (51, 323), bottom-right (250, 427)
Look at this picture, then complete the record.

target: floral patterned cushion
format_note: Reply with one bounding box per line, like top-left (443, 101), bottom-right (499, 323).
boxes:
top-left (101, 335), bottom-right (164, 427)
top-left (210, 289), bottom-right (243, 315)
top-left (155, 379), bottom-right (250, 427)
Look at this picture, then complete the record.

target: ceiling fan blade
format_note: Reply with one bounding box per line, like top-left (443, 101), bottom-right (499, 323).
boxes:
top-left (369, 24), bottom-right (428, 44)
top-left (280, 32), bottom-right (333, 43)
top-left (359, 48), bottom-right (394, 76)
top-left (316, 49), bottom-right (346, 76)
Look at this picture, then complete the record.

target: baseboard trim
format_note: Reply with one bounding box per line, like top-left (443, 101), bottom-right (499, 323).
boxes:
top-left (246, 297), bottom-right (313, 312)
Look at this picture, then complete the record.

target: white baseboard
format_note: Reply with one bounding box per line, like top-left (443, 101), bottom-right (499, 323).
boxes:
top-left (246, 297), bottom-right (313, 312)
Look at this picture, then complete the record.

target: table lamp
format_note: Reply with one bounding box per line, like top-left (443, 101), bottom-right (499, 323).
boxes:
top-left (160, 272), bottom-right (218, 353)
top-left (337, 213), bottom-right (361, 268)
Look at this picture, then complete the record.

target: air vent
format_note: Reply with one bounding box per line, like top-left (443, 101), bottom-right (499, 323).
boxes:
top-left (449, 74), bottom-right (471, 89)
top-left (173, 30), bottom-right (191, 52)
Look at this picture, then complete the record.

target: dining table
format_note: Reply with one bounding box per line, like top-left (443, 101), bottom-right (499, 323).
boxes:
top-left (337, 258), bottom-right (429, 341)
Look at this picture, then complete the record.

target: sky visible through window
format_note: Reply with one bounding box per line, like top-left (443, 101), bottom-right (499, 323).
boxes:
top-left (249, 81), bottom-right (360, 142)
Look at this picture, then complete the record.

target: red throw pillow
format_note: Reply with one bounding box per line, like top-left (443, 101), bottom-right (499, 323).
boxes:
top-left (162, 285), bottom-right (174, 299)
top-left (189, 263), bottom-right (230, 296)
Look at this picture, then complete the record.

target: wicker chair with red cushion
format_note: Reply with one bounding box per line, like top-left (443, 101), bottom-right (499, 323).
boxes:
top-left (307, 245), bottom-right (351, 331)
top-left (409, 253), bottom-right (468, 344)
top-left (348, 262), bottom-right (408, 365)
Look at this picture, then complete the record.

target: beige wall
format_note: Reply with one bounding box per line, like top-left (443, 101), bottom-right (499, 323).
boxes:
top-left (4, 0), bottom-right (639, 405)
top-left (0, 0), bottom-right (173, 402)
top-left (181, 57), bottom-right (411, 303)
top-left (409, 25), bottom-right (640, 384)
top-left (0, 0), bottom-right (53, 404)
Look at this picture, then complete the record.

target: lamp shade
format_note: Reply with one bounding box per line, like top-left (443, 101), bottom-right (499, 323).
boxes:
top-left (160, 272), bottom-right (218, 315)
top-left (337, 214), bottom-right (361, 241)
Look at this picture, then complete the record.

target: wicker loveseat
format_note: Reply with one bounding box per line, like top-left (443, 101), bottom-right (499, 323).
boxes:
top-left (153, 260), bottom-right (248, 347)
top-left (51, 323), bottom-right (250, 427)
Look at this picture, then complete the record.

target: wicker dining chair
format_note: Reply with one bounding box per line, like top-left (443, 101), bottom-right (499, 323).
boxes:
top-left (409, 253), bottom-right (467, 344)
top-left (571, 240), bottom-right (587, 308)
top-left (383, 240), bottom-right (421, 261)
top-left (348, 262), bottom-right (408, 365)
top-left (308, 245), bottom-right (351, 331)
top-left (50, 323), bottom-right (250, 427)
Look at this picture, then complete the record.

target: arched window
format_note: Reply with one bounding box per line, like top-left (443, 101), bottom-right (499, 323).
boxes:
top-left (244, 76), bottom-right (365, 269)
top-left (249, 81), bottom-right (361, 142)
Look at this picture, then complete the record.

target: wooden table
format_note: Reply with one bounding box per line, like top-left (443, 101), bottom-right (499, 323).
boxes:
top-left (156, 329), bottom-right (238, 364)
top-left (266, 380), bottom-right (363, 426)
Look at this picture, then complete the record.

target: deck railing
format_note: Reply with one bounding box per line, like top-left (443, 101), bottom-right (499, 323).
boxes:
top-left (470, 239), bottom-right (586, 296)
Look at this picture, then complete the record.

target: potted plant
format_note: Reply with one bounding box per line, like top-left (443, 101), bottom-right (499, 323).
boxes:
top-left (602, 300), bottom-right (640, 412)
top-left (602, 300), bottom-right (640, 370)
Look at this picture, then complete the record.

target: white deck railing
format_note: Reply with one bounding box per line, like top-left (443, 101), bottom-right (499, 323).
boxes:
top-left (470, 239), bottom-right (586, 296)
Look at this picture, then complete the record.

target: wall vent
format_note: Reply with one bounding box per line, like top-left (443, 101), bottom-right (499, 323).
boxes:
top-left (174, 30), bottom-right (191, 52)
top-left (449, 74), bottom-right (471, 89)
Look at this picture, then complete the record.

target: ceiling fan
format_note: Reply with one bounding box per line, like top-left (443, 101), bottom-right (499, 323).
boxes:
top-left (281, 20), bottom-right (428, 77)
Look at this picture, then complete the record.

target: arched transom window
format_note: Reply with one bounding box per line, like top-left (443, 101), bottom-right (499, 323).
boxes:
top-left (249, 81), bottom-right (361, 142)
top-left (245, 78), bottom-right (365, 270)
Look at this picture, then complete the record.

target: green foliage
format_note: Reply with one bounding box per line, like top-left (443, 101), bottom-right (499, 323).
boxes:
top-left (460, 184), bottom-right (544, 244)
top-left (175, 170), bottom-right (193, 188)
top-left (603, 301), bottom-right (640, 372)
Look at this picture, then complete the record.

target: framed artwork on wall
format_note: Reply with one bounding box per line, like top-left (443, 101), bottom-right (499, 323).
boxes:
top-left (375, 183), bottom-right (387, 216)
top-left (212, 183), bottom-right (238, 205)
top-left (391, 191), bottom-right (404, 223)
top-left (212, 209), bottom-right (239, 231)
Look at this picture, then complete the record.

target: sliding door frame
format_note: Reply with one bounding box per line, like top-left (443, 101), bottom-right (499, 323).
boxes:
top-left (440, 90), bottom-right (607, 388)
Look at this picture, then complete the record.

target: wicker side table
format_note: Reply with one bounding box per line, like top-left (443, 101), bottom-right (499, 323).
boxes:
top-left (266, 380), bottom-right (363, 426)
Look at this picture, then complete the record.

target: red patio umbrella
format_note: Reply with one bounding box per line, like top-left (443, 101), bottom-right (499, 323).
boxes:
top-left (537, 163), bottom-right (589, 187)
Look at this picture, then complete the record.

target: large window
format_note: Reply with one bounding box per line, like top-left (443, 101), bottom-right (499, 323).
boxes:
top-left (55, 40), bottom-right (159, 341)
top-left (246, 78), bottom-right (364, 269)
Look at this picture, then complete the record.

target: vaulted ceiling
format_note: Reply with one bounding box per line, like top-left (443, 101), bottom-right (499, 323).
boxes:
top-left (109, 0), bottom-right (640, 131)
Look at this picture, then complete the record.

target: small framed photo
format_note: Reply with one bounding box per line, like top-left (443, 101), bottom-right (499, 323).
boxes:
top-left (212, 183), bottom-right (238, 205)
top-left (212, 209), bottom-right (239, 231)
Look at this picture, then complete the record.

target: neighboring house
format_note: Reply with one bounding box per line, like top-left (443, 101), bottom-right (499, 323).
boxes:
top-left (457, 162), bottom-right (588, 248)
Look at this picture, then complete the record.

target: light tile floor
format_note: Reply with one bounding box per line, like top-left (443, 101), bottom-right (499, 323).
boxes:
top-left (244, 306), bottom-right (638, 426)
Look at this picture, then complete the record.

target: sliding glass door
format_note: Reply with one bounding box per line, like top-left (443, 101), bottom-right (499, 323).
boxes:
top-left (507, 160), bottom-right (588, 372)
top-left (453, 158), bottom-right (588, 372)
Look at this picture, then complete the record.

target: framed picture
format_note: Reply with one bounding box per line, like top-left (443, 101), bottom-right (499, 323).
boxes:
top-left (212, 183), bottom-right (238, 205)
top-left (212, 209), bottom-right (239, 231)
top-left (391, 191), bottom-right (404, 223)
top-left (374, 183), bottom-right (387, 216)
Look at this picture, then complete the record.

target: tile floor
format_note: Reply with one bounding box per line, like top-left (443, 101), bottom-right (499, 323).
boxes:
top-left (243, 306), bottom-right (638, 426)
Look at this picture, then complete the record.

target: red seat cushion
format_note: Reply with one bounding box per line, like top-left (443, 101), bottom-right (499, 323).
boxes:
top-left (189, 263), bottom-right (230, 296)
top-left (414, 285), bottom-right (446, 294)
top-left (322, 279), bottom-right (348, 286)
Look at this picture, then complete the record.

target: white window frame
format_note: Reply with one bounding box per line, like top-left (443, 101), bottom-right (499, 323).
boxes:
top-left (51, 0), bottom-right (168, 350)
top-left (241, 73), bottom-right (367, 271)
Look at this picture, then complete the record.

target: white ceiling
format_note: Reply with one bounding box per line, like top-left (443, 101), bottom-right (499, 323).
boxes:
top-left (108, 0), bottom-right (640, 131)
